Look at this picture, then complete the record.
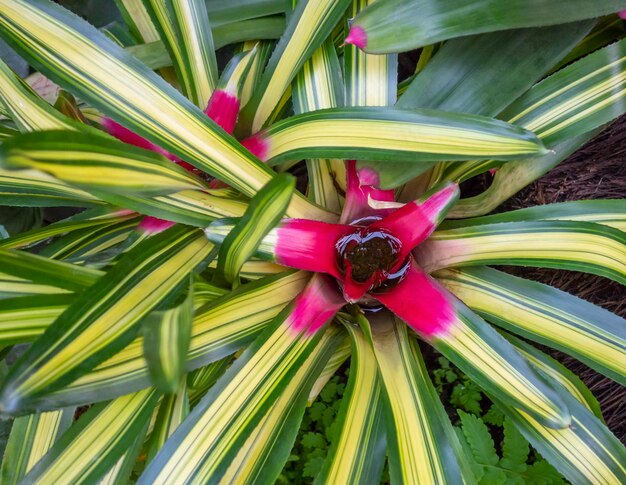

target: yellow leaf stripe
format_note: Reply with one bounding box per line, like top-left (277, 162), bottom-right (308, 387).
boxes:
top-left (307, 335), bottom-right (350, 404)
top-left (293, 40), bottom-right (344, 212)
top-left (505, 39), bottom-right (626, 142)
top-left (0, 167), bottom-right (102, 206)
top-left (261, 109), bottom-right (547, 165)
top-left (438, 312), bottom-right (569, 428)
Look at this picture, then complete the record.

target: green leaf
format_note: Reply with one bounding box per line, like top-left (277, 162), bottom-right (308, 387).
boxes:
top-left (143, 282), bottom-right (194, 393)
top-left (370, 21), bottom-right (592, 187)
top-left (214, 173), bottom-right (295, 286)
top-left (458, 410), bottom-right (498, 467)
top-left (142, 0), bottom-right (217, 107)
top-left (500, 418), bottom-right (529, 473)
top-left (350, 0), bottom-right (626, 53)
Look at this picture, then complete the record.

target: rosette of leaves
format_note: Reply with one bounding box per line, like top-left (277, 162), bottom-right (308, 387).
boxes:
top-left (0, 0), bottom-right (625, 484)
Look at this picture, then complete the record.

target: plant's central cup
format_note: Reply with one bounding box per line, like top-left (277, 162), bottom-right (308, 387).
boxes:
top-left (336, 223), bottom-right (408, 300)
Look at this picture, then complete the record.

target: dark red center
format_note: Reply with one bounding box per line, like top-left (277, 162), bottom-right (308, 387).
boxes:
top-left (336, 228), bottom-right (403, 288)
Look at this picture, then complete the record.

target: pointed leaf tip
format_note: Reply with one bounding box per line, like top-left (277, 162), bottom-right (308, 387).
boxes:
top-left (345, 25), bottom-right (367, 50)
top-left (420, 182), bottom-right (460, 225)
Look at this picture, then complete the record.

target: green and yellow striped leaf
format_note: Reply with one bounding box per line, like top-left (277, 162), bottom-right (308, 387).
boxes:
top-left (0, 56), bottom-right (77, 132)
top-left (240, 40), bottom-right (273, 107)
top-left (138, 309), bottom-right (329, 483)
top-left (256, 108), bottom-right (547, 165)
top-left (39, 217), bottom-right (142, 264)
top-left (0, 0), bottom-right (327, 221)
top-left (0, 130), bottom-right (207, 196)
top-left (0, 274), bottom-right (71, 299)
top-left (366, 312), bottom-right (468, 484)
top-left (0, 248), bottom-right (101, 292)
top-left (146, 380), bottom-right (189, 461)
top-left (0, 226), bottom-right (214, 413)
top-left (98, 424), bottom-right (150, 485)
top-left (0, 294), bottom-right (72, 345)
top-left (22, 388), bottom-right (159, 485)
top-left (143, 284), bottom-right (194, 393)
top-left (432, 301), bottom-right (570, 429)
top-left (0, 167), bottom-right (103, 208)
top-left (443, 199), bottom-right (626, 232)
top-left (215, 173), bottom-right (294, 286)
top-left (99, 188), bottom-right (247, 228)
top-left (0, 408), bottom-right (74, 485)
top-left (0, 207), bottom-right (136, 250)
top-left (501, 38), bottom-right (626, 147)
top-left (115, 0), bottom-right (161, 43)
top-left (238, 0), bottom-right (351, 133)
top-left (222, 325), bottom-right (343, 484)
top-left (437, 266), bottom-right (626, 385)
top-left (349, 0), bottom-right (626, 53)
top-left (345, 0), bottom-right (397, 108)
top-left (29, 271), bottom-right (308, 410)
top-left (142, 0), bottom-right (217, 107)
top-left (505, 334), bottom-right (603, 419)
top-left (420, 220), bottom-right (626, 285)
top-left (494, 384), bottom-right (626, 483)
top-left (187, 358), bottom-right (231, 407)
top-left (292, 39), bottom-right (344, 212)
top-left (315, 316), bottom-right (386, 485)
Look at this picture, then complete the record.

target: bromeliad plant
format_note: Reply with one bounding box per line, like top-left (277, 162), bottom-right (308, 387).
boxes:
top-left (0, 0), bottom-right (625, 483)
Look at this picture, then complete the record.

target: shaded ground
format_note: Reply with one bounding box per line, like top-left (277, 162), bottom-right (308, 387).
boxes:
top-left (499, 118), bottom-right (626, 442)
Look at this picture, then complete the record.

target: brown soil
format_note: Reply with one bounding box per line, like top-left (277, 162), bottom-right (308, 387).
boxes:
top-left (500, 117), bottom-right (626, 443)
